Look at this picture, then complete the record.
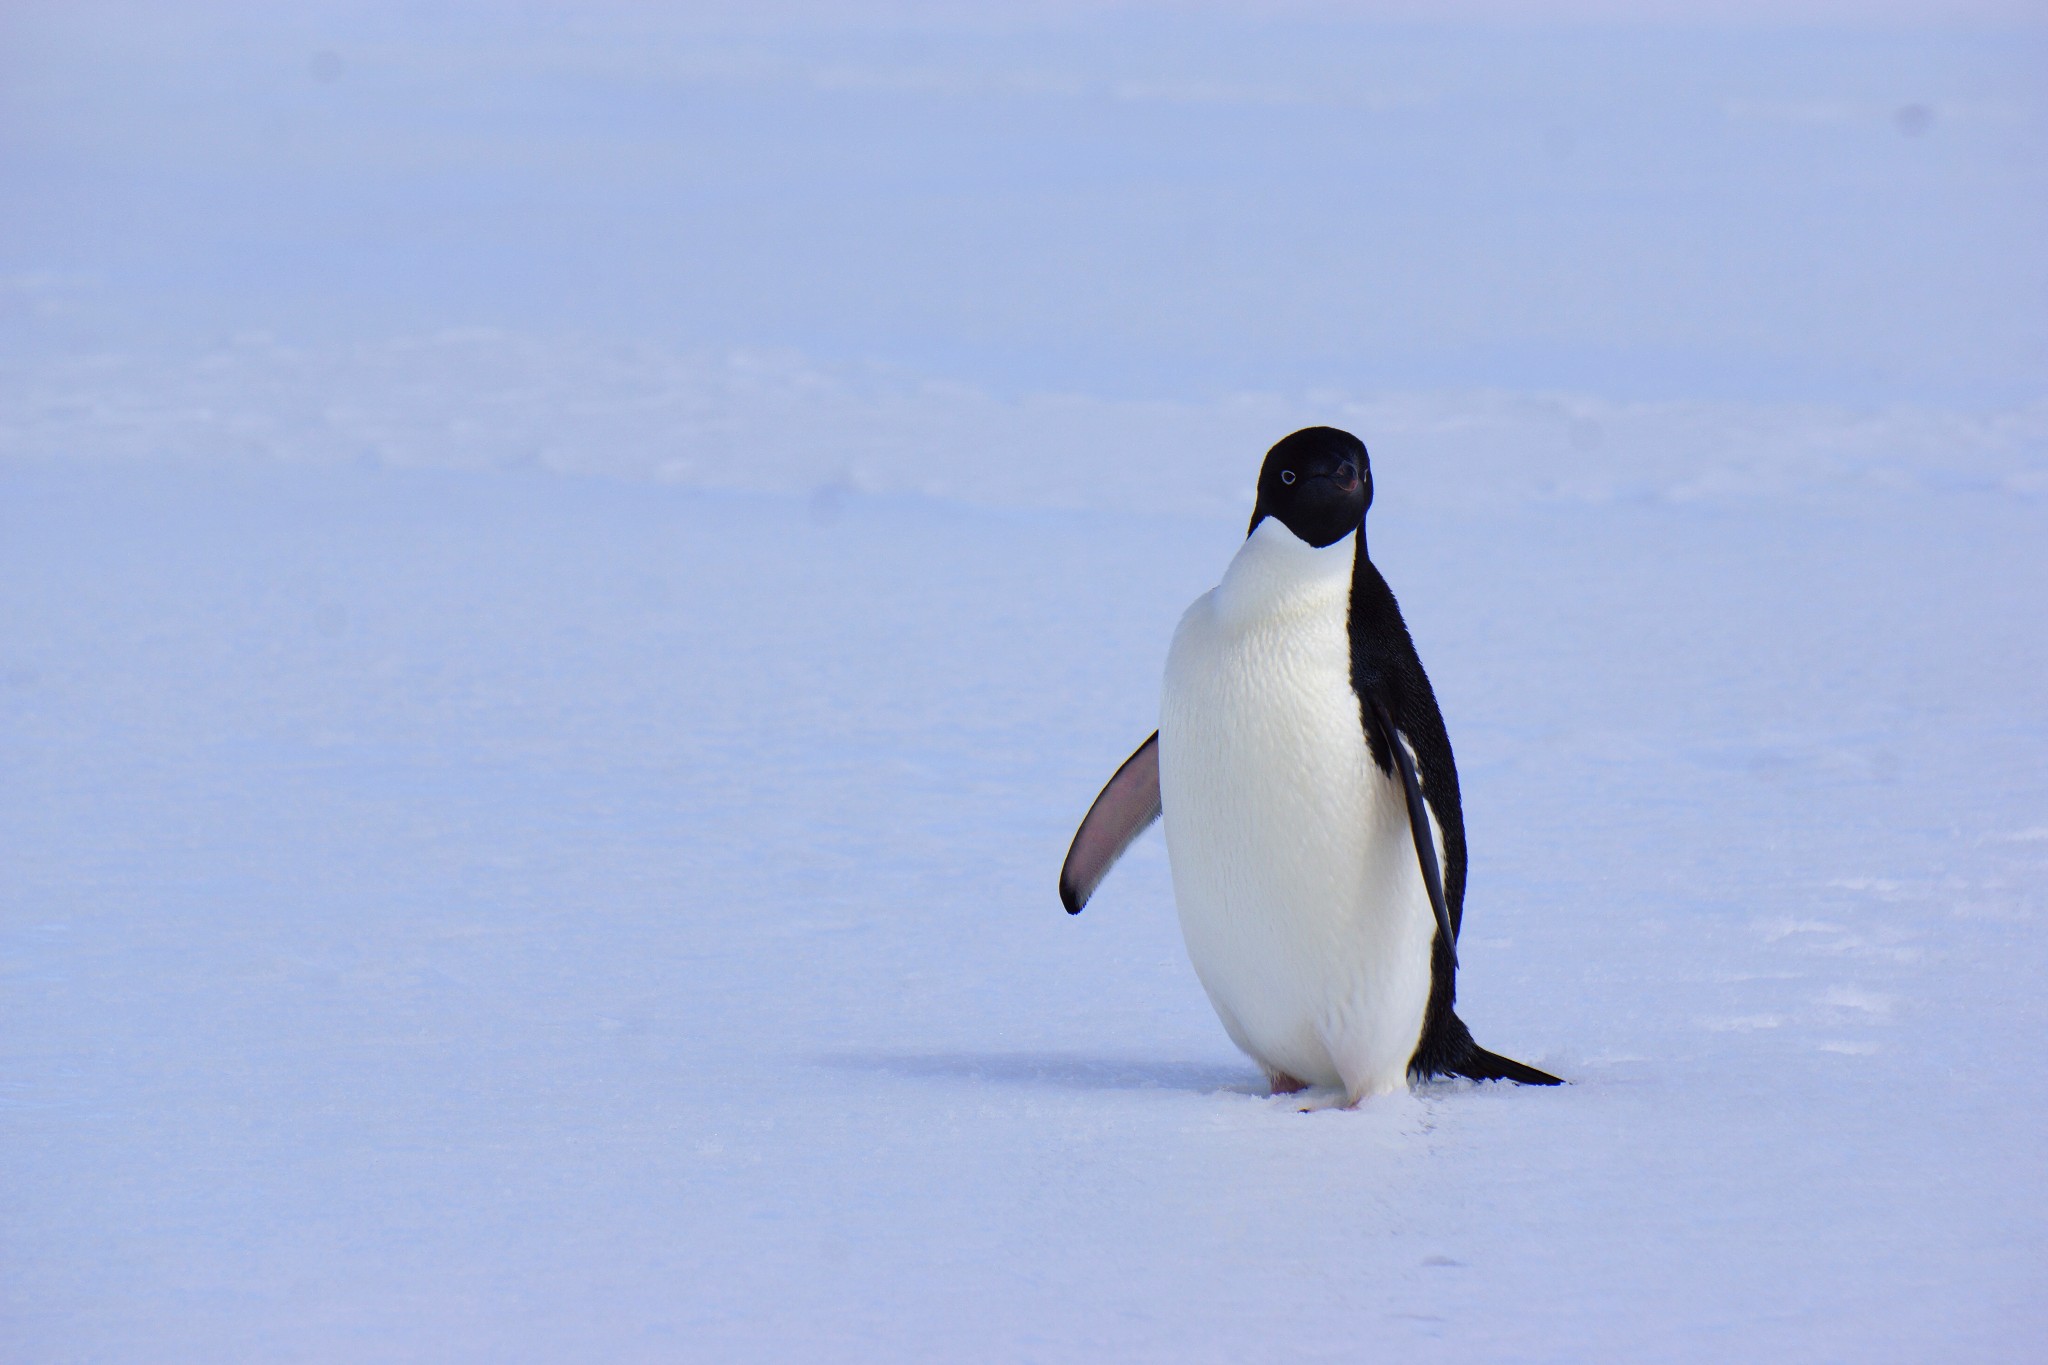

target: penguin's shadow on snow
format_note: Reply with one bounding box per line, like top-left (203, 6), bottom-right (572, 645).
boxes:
top-left (819, 1051), bottom-right (1258, 1095)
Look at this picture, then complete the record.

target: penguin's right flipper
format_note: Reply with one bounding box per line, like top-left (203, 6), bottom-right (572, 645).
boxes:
top-left (1060, 732), bottom-right (1162, 914)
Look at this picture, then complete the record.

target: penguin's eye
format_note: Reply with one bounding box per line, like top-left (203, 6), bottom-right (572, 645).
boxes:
top-left (1279, 469), bottom-right (1296, 485)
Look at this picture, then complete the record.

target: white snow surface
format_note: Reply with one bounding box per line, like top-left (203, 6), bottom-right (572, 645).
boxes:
top-left (4, 5), bottom-right (2046, 1361)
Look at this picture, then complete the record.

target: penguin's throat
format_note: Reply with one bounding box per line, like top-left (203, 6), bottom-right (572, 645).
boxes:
top-left (1214, 519), bottom-right (1357, 626)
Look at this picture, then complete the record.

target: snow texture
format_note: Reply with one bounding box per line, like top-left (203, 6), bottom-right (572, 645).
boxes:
top-left (3, 4), bottom-right (2045, 1361)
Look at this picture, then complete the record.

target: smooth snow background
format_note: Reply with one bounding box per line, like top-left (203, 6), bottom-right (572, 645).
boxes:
top-left (2, 4), bottom-right (2045, 1361)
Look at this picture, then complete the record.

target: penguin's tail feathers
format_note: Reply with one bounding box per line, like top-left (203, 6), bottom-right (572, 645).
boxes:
top-left (1450, 1045), bottom-right (1563, 1087)
top-left (1411, 1010), bottom-right (1563, 1086)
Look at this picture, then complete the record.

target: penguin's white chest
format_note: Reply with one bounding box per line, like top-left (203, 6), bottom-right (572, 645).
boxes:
top-left (1157, 521), bottom-right (1437, 1100)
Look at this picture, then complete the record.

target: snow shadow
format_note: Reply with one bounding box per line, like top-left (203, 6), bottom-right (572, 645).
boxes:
top-left (818, 1051), bottom-right (1256, 1095)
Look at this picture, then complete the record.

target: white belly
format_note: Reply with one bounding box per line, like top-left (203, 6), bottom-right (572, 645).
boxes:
top-left (1158, 521), bottom-right (1437, 1100)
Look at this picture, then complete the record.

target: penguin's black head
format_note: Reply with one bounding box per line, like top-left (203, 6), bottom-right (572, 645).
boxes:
top-left (1248, 426), bottom-right (1370, 547)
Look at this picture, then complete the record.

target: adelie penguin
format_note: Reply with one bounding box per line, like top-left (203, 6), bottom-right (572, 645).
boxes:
top-left (1061, 427), bottom-right (1559, 1104)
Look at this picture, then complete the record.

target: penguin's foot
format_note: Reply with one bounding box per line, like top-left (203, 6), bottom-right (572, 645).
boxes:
top-left (1288, 1086), bottom-right (1356, 1112)
top-left (1267, 1072), bottom-right (1311, 1096)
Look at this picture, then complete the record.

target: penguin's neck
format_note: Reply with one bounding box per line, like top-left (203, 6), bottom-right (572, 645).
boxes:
top-left (1214, 518), bottom-right (1359, 628)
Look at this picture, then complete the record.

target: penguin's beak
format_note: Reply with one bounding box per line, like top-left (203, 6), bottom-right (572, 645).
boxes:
top-left (1324, 461), bottom-right (1361, 495)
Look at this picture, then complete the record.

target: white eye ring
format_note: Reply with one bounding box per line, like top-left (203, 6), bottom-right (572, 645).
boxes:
top-left (1279, 469), bottom-right (1295, 485)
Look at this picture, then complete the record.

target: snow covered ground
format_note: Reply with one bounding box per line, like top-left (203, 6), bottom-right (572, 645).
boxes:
top-left (3, 4), bottom-right (2045, 1361)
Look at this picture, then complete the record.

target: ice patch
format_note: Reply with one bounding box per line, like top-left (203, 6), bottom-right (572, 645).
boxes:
top-left (1759, 919), bottom-right (1850, 941)
top-left (1828, 877), bottom-right (1908, 898)
top-left (1818, 987), bottom-right (1896, 1019)
top-left (1701, 1014), bottom-right (1787, 1032)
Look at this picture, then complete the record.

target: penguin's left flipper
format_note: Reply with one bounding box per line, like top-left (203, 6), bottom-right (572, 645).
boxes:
top-left (1060, 732), bottom-right (1161, 914)
top-left (1367, 699), bottom-right (1562, 1087)
top-left (1364, 698), bottom-right (1459, 971)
